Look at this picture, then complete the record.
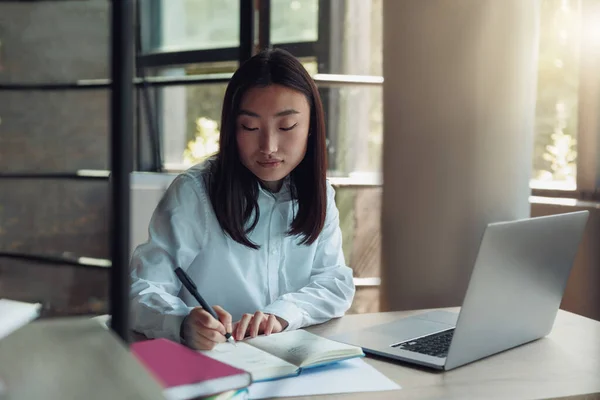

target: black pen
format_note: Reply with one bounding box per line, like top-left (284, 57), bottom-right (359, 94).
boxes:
top-left (174, 267), bottom-right (236, 346)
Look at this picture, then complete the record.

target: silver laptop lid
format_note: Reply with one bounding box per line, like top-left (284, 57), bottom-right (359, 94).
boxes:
top-left (444, 211), bottom-right (589, 370)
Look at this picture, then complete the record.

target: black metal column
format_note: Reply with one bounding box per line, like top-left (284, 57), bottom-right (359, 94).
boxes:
top-left (258, 0), bottom-right (270, 51)
top-left (239, 0), bottom-right (255, 63)
top-left (109, 0), bottom-right (134, 344)
top-left (317, 0), bottom-right (343, 172)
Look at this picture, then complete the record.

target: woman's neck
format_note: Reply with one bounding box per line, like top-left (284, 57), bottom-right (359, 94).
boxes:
top-left (260, 179), bottom-right (284, 193)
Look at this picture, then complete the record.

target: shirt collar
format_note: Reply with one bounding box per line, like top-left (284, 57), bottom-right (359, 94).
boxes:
top-left (257, 176), bottom-right (293, 203)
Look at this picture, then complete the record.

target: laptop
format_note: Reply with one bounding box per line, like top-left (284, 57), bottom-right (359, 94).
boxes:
top-left (330, 211), bottom-right (589, 371)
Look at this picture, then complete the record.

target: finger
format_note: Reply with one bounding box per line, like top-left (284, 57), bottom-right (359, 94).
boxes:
top-left (235, 313), bottom-right (253, 341)
top-left (264, 314), bottom-right (277, 336)
top-left (258, 315), bottom-right (269, 334)
top-left (193, 308), bottom-right (226, 336)
top-left (236, 314), bottom-right (253, 340)
top-left (213, 305), bottom-right (233, 335)
top-left (197, 326), bottom-right (227, 344)
top-left (190, 332), bottom-right (219, 350)
top-left (250, 311), bottom-right (265, 338)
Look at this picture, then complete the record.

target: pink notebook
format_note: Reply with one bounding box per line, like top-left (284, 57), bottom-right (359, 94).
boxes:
top-left (131, 338), bottom-right (251, 400)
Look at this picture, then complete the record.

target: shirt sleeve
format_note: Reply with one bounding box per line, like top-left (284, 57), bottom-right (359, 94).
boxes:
top-left (262, 182), bottom-right (356, 330)
top-left (129, 173), bottom-right (208, 342)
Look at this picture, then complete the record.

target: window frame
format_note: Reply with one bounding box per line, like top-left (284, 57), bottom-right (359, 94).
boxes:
top-left (135, 0), bottom-right (382, 177)
top-left (135, 0), bottom-right (599, 199)
top-left (531, 0), bottom-right (600, 201)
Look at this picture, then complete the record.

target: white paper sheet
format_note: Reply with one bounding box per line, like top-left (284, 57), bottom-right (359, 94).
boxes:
top-left (247, 358), bottom-right (400, 399)
top-left (0, 299), bottom-right (41, 341)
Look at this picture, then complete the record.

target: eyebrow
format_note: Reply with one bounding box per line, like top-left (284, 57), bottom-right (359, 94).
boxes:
top-left (238, 109), bottom-right (300, 118)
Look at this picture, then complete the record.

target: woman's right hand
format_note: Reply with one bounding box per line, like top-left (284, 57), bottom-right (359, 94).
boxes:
top-left (181, 305), bottom-right (232, 350)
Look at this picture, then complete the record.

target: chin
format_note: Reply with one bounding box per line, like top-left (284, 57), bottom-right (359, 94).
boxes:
top-left (253, 169), bottom-right (289, 183)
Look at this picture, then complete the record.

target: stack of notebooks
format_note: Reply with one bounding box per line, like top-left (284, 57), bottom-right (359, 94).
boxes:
top-left (132, 329), bottom-right (365, 399)
top-left (132, 339), bottom-right (251, 400)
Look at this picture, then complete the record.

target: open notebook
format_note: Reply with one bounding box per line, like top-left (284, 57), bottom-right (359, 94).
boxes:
top-left (200, 329), bottom-right (365, 382)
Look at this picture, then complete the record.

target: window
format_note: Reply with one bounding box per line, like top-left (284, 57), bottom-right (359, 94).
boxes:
top-left (531, 0), bottom-right (582, 191)
top-left (161, 80), bottom-right (229, 170)
top-left (531, 0), bottom-right (600, 197)
top-left (154, 0), bottom-right (240, 52)
top-left (322, 85), bottom-right (382, 178)
top-left (138, 0), bottom-right (599, 189)
top-left (137, 0), bottom-right (383, 180)
top-left (271, 0), bottom-right (319, 44)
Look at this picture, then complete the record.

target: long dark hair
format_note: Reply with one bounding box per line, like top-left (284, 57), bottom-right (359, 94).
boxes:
top-left (207, 48), bottom-right (328, 250)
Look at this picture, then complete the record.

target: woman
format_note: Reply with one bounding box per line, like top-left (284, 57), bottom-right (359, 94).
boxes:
top-left (129, 48), bottom-right (355, 350)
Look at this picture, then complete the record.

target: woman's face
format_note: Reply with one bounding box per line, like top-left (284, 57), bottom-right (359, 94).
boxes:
top-left (236, 84), bottom-right (310, 192)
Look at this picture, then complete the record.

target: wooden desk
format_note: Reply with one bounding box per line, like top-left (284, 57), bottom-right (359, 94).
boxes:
top-left (0, 317), bottom-right (165, 400)
top-left (302, 308), bottom-right (600, 400)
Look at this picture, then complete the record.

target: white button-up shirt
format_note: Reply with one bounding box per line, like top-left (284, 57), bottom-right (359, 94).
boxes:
top-left (129, 161), bottom-right (355, 342)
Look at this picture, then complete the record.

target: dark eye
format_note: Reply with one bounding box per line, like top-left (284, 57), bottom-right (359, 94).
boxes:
top-left (280, 123), bottom-right (298, 131)
top-left (242, 124), bottom-right (258, 131)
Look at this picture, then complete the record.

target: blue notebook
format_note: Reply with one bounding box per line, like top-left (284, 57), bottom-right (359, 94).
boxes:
top-left (199, 329), bottom-right (365, 383)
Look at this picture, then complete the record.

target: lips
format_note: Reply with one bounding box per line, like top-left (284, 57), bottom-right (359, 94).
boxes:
top-left (257, 160), bottom-right (282, 168)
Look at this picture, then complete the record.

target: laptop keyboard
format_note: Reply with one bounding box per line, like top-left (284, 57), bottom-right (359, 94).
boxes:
top-left (391, 329), bottom-right (454, 358)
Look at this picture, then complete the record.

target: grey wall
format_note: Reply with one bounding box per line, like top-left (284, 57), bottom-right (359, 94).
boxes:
top-left (0, 1), bottom-right (111, 316)
top-left (381, 0), bottom-right (541, 311)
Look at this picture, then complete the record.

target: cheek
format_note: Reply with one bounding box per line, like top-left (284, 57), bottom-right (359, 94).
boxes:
top-left (236, 132), bottom-right (255, 157)
top-left (287, 132), bottom-right (309, 154)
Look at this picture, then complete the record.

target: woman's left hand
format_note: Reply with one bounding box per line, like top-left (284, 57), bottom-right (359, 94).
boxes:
top-left (233, 311), bottom-right (289, 340)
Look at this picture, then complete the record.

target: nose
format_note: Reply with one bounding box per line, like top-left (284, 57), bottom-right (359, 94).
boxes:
top-left (259, 129), bottom-right (278, 155)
